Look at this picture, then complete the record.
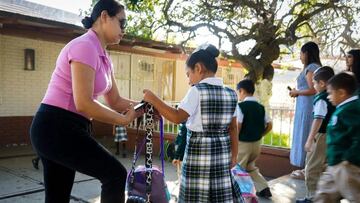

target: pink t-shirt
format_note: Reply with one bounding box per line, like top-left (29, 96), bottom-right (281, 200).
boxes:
top-left (42, 29), bottom-right (113, 118)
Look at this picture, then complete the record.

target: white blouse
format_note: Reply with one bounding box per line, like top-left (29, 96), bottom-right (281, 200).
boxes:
top-left (178, 77), bottom-right (238, 132)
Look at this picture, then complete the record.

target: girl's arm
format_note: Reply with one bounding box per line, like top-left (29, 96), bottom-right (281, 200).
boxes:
top-left (143, 89), bottom-right (189, 124)
top-left (229, 117), bottom-right (238, 167)
top-left (71, 61), bottom-right (136, 125)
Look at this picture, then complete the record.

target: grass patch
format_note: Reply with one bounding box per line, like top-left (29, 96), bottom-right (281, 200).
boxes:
top-left (163, 124), bottom-right (179, 133)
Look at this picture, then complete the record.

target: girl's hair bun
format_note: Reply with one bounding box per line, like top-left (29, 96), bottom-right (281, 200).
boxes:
top-left (196, 44), bottom-right (220, 58)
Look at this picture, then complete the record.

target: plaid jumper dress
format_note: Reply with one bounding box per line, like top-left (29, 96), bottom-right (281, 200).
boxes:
top-left (114, 125), bottom-right (128, 142)
top-left (179, 83), bottom-right (243, 203)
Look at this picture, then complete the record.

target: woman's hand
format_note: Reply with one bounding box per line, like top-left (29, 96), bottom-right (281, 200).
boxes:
top-left (289, 89), bottom-right (299, 97)
top-left (124, 103), bottom-right (136, 125)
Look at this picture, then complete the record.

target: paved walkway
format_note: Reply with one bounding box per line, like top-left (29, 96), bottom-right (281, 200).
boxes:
top-left (0, 138), bottom-right (349, 203)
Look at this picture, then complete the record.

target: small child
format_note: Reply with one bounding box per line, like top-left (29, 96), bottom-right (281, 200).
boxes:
top-left (296, 66), bottom-right (335, 203)
top-left (172, 121), bottom-right (187, 166)
top-left (314, 72), bottom-right (360, 202)
top-left (236, 79), bottom-right (273, 199)
top-left (113, 125), bottom-right (128, 157)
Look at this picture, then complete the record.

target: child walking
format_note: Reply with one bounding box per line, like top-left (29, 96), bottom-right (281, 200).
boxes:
top-left (113, 125), bottom-right (128, 157)
top-left (236, 79), bottom-right (273, 199)
top-left (314, 72), bottom-right (360, 202)
top-left (172, 121), bottom-right (187, 166)
top-left (296, 66), bottom-right (335, 203)
top-left (143, 44), bottom-right (242, 203)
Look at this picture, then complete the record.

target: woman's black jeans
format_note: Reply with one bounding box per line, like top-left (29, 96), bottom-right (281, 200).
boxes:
top-left (30, 104), bottom-right (127, 203)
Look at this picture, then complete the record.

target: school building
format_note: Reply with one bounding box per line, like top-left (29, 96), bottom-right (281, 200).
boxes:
top-left (0, 0), bottom-right (297, 177)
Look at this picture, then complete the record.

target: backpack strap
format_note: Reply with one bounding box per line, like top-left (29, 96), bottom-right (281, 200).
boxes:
top-left (128, 116), bottom-right (146, 193)
top-left (128, 104), bottom-right (166, 203)
top-left (144, 104), bottom-right (154, 203)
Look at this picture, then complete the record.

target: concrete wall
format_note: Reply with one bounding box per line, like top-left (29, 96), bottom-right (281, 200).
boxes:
top-left (0, 35), bottom-right (64, 117)
top-left (0, 35), bottom-right (65, 146)
top-left (174, 60), bottom-right (188, 102)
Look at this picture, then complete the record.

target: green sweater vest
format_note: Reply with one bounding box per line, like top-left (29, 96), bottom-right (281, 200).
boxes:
top-left (326, 98), bottom-right (360, 166)
top-left (238, 101), bottom-right (265, 142)
top-left (313, 91), bottom-right (335, 133)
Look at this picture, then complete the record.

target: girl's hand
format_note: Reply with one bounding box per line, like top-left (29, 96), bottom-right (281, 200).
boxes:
top-left (172, 159), bottom-right (181, 166)
top-left (289, 89), bottom-right (299, 97)
top-left (143, 89), bottom-right (157, 103)
top-left (231, 158), bottom-right (237, 168)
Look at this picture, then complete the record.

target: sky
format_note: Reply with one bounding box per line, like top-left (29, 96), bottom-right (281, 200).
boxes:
top-left (25, 0), bottom-right (253, 53)
top-left (27, 0), bottom-right (92, 14)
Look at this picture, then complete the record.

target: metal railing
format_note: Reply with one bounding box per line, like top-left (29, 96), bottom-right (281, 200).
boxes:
top-left (128, 102), bottom-right (294, 148)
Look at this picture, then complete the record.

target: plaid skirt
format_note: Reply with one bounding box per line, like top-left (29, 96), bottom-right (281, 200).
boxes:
top-left (179, 131), bottom-right (243, 203)
top-left (114, 126), bottom-right (128, 142)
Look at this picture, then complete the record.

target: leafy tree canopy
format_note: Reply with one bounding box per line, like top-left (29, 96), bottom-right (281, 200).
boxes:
top-left (122, 0), bottom-right (359, 81)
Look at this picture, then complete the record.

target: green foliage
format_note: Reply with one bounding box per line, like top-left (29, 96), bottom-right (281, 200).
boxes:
top-left (113, 0), bottom-right (359, 80)
top-left (124, 0), bottom-right (162, 40)
top-left (262, 131), bottom-right (290, 148)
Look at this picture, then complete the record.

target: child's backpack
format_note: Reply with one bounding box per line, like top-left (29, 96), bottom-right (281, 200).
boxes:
top-left (126, 104), bottom-right (170, 203)
top-left (231, 164), bottom-right (258, 203)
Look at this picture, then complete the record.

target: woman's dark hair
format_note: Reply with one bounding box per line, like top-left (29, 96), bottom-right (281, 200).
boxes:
top-left (186, 44), bottom-right (220, 73)
top-left (313, 66), bottom-right (335, 83)
top-left (347, 49), bottom-right (360, 86)
top-left (82, 0), bottom-right (125, 29)
top-left (236, 79), bottom-right (255, 94)
top-left (301, 41), bottom-right (322, 67)
top-left (328, 72), bottom-right (357, 95)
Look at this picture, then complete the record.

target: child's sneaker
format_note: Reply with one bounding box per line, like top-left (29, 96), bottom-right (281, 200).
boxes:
top-left (256, 187), bottom-right (272, 198)
top-left (296, 198), bottom-right (313, 203)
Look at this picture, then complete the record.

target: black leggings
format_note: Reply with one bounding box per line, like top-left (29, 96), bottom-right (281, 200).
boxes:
top-left (30, 104), bottom-right (127, 203)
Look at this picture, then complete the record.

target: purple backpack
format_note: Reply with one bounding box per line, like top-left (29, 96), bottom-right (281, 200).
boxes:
top-left (126, 105), bottom-right (170, 203)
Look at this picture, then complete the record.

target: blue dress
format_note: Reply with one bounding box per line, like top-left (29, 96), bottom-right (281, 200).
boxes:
top-left (290, 63), bottom-right (320, 167)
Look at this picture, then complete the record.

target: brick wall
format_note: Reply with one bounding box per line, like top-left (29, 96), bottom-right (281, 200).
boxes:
top-left (0, 116), bottom-right (33, 146)
top-left (0, 115), bottom-right (114, 147)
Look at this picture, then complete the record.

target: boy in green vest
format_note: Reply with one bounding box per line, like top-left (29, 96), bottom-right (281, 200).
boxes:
top-left (236, 79), bottom-right (273, 198)
top-left (314, 72), bottom-right (360, 203)
top-left (296, 66), bottom-right (335, 203)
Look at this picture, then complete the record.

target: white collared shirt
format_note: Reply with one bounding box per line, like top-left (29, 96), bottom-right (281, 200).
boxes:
top-left (313, 100), bottom-right (328, 119)
top-left (337, 95), bottom-right (359, 108)
top-left (178, 77), bottom-right (239, 132)
top-left (236, 96), bottom-right (271, 123)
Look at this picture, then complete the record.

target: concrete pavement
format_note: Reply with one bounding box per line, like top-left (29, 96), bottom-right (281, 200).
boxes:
top-left (0, 138), bottom-right (349, 203)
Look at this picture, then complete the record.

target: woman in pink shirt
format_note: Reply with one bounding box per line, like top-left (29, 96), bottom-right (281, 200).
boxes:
top-left (30, 0), bottom-right (137, 202)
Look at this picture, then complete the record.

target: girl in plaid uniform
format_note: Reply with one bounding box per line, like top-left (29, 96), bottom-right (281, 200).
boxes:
top-left (143, 44), bottom-right (242, 202)
top-left (113, 125), bottom-right (127, 157)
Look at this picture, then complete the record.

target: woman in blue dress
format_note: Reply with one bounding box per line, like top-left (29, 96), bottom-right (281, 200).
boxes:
top-left (289, 42), bottom-right (321, 172)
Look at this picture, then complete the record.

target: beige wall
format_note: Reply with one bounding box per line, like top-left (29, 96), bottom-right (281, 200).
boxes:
top-left (110, 52), bottom-right (177, 102)
top-left (0, 34), bottom-right (245, 117)
top-left (0, 35), bottom-right (64, 116)
top-left (174, 59), bottom-right (189, 102)
top-left (173, 59), bottom-right (245, 102)
top-left (0, 34), bottom-right (3, 109)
